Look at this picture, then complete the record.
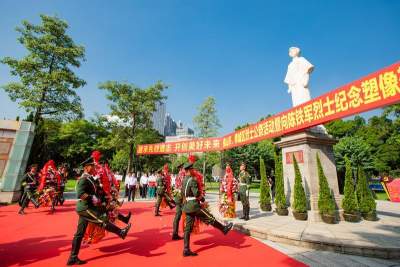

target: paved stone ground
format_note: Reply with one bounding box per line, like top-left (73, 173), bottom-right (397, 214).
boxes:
top-left (206, 193), bottom-right (400, 259)
top-left (260, 239), bottom-right (400, 267)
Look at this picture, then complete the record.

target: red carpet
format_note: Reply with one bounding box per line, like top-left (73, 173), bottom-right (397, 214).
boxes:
top-left (0, 201), bottom-right (306, 267)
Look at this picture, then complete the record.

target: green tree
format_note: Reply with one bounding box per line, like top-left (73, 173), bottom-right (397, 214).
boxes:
top-left (317, 154), bottom-right (336, 216)
top-left (292, 156), bottom-right (307, 213)
top-left (193, 96), bottom-right (221, 137)
top-left (99, 81), bottom-right (167, 172)
top-left (27, 119), bottom-right (62, 166)
top-left (193, 96), bottom-right (221, 177)
top-left (334, 136), bottom-right (373, 172)
top-left (325, 116), bottom-right (365, 139)
top-left (274, 152), bottom-right (287, 210)
top-left (341, 157), bottom-right (359, 214)
top-left (259, 157), bottom-right (271, 211)
top-left (356, 167), bottom-right (376, 215)
top-left (224, 140), bottom-right (275, 179)
top-left (1, 15), bottom-right (86, 124)
top-left (56, 119), bottom-right (111, 167)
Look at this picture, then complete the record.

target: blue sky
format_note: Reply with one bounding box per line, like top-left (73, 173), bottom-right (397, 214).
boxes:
top-left (0, 0), bottom-right (399, 134)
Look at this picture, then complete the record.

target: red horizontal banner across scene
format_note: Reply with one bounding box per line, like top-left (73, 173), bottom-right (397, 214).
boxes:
top-left (137, 61), bottom-right (400, 155)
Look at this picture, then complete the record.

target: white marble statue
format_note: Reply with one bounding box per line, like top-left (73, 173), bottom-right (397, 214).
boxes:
top-left (284, 47), bottom-right (327, 134)
top-left (284, 47), bottom-right (314, 107)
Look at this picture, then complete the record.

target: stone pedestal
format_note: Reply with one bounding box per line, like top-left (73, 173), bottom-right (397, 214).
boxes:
top-left (0, 120), bottom-right (35, 203)
top-left (275, 130), bottom-right (341, 222)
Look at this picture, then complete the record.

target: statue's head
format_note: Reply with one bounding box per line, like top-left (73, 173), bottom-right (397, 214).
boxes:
top-left (289, 47), bottom-right (301, 58)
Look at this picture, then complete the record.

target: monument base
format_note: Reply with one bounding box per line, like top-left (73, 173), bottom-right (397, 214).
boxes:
top-left (0, 191), bottom-right (21, 204)
top-left (275, 130), bottom-right (341, 222)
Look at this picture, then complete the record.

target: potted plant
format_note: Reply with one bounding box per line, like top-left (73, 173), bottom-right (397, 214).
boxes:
top-left (259, 157), bottom-right (272, 211)
top-left (274, 152), bottom-right (288, 216)
top-left (292, 155), bottom-right (308, 220)
top-left (341, 157), bottom-right (360, 222)
top-left (317, 154), bottom-right (336, 224)
top-left (356, 167), bottom-right (378, 221)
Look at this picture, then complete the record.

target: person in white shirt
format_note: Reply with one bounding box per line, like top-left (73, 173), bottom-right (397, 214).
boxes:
top-left (140, 173), bottom-right (149, 198)
top-left (126, 172), bottom-right (137, 201)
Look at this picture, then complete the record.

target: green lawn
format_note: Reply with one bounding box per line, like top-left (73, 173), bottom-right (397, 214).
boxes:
top-left (205, 181), bottom-right (261, 193)
top-left (65, 179), bottom-right (77, 192)
top-left (374, 191), bottom-right (390, 201)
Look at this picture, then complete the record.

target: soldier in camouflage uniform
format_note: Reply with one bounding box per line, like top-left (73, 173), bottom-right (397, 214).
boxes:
top-left (172, 163), bottom-right (185, 240)
top-left (154, 170), bottom-right (175, 216)
top-left (67, 163), bottom-right (131, 266)
top-left (238, 163), bottom-right (251, 221)
top-left (18, 164), bottom-right (40, 215)
top-left (182, 163), bottom-right (233, 257)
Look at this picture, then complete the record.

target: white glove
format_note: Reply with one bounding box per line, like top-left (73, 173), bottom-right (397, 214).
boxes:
top-left (93, 175), bottom-right (100, 180)
top-left (92, 195), bottom-right (100, 205)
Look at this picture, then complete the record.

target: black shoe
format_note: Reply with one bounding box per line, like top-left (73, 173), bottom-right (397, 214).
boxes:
top-left (240, 215), bottom-right (246, 220)
top-left (172, 234), bottom-right (183, 240)
top-left (18, 209), bottom-right (25, 215)
top-left (155, 213), bottom-right (161, 216)
top-left (244, 216), bottom-right (249, 221)
top-left (119, 223), bottom-right (131, 239)
top-left (31, 198), bottom-right (40, 209)
top-left (118, 212), bottom-right (132, 224)
top-left (183, 250), bottom-right (198, 257)
top-left (67, 257), bottom-right (87, 265)
top-left (223, 222), bottom-right (233, 235)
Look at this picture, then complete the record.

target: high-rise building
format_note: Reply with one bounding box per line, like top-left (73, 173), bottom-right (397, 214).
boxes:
top-left (164, 113), bottom-right (177, 136)
top-left (152, 102), bottom-right (166, 135)
top-left (176, 121), bottom-right (194, 136)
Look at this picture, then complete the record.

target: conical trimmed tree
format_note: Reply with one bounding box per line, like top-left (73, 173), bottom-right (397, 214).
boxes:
top-left (259, 157), bottom-right (271, 211)
top-left (317, 154), bottom-right (336, 217)
top-left (292, 155), bottom-right (307, 213)
top-left (274, 152), bottom-right (287, 213)
top-left (341, 157), bottom-right (359, 216)
top-left (356, 167), bottom-right (376, 217)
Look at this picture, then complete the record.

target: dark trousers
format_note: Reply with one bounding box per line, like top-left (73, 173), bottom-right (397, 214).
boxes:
top-left (125, 185), bottom-right (129, 197)
top-left (155, 192), bottom-right (174, 215)
top-left (239, 190), bottom-right (250, 218)
top-left (172, 203), bottom-right (182, 236)
top-left (128, 185), bottom-right (136, 201)
top-left (141, 185), bottom-right (148, 198)
top-left (184, 207), bottom-right (222, 251)
top-left (70, 210), bottom-right (105, 259)
top-left (20, 187), bottom-right (36, 210)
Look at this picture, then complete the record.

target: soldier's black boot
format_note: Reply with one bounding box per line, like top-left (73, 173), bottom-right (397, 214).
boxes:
top-left (244, 206), bottom-right (250, 221)
top-left (67, 257), bottom-right (87, 265)
top-left (118, 212), bottom-right (131, 224)
top-left (183, 232), bottom-right (197, 257)
top-left (166, 196), bottom-right (176, 209)
top-left (240, 208), bottom-right (246, 220)
top-left (104, 222), bottom-right (131, 239)
top-left (168, 200), bottom-right (176, 210)
top-left (172, 233), bottom-right (183, 240)
top-left (31, 197), bottom-right (40, 209)
top-left (67, 237), bottom-right (87, 265)
top-left (18, 208), bottom-right (25, 215)
top-left (213, 220), bottom-right (233, 235)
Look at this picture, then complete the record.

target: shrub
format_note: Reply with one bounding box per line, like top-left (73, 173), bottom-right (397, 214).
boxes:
top-left (274, 152), bottom-right (287, 209)
top-left (341, 157), bottom-right (359, 214)
top-left (259, 157), bottom-right (271, 210)
top-left (292, 155), bottom-right (307, 213)
top-left (317, 154), bottom-right (336, 216)
top-left (356, 167), bottom-right (376, 214)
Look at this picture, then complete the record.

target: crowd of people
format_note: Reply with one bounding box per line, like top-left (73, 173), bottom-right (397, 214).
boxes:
top-left (123, 172), bottom-right (159, 201)
top-left (18, 152), bottom-right (234, 265)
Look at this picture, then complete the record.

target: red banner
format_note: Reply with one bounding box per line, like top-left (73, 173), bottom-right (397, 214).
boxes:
top-left (137, 61), bottom-right (400, 155)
